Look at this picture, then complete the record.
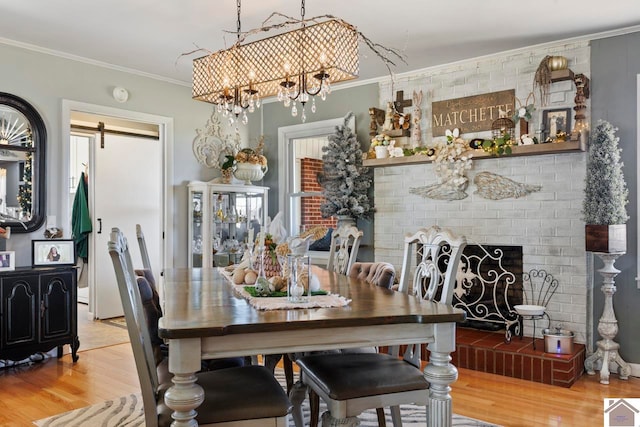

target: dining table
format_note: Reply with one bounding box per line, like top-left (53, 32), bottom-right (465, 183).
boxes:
top-left (158, 266), bottom-right (466, 427)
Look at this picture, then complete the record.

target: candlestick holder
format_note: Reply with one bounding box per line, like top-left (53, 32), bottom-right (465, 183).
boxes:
top-left (584, 252), bottom-right (631, 384)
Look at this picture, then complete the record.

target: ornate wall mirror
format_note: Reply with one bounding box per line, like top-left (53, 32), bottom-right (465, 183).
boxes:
top-left (0, 92), bottom-right (46, 233)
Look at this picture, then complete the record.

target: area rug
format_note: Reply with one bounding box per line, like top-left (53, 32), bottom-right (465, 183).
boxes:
top-left (34, 369), bottom-right (499, 426)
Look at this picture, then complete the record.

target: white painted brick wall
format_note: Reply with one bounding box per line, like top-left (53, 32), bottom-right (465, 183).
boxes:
top-left (374, 41), bottom-right (590, 344)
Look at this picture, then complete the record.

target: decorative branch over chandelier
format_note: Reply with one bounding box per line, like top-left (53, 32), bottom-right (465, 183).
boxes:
top-left (192, 0), bottom-right (359, 125)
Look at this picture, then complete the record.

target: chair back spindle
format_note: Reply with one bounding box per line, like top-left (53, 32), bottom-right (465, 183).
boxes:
top-left (136, 224), bottom-right (153, 272)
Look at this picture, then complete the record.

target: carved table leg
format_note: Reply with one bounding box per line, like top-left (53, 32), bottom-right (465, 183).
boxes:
top-left (584, 252), bottom-right (630, 385)
top-left (425, 323), bottom-right (457, 427)
top-left (164, 372), bottom-right (204, 426)
top-left (165, 338), bottom-right (204, 426)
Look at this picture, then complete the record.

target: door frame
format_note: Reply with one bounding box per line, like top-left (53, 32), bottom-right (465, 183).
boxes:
top-left (61, 100), bottom-right (174, 314)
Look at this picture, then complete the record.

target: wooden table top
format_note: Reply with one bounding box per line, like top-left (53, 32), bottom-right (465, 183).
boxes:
top-left (158, 267), bottom-right (465, 340)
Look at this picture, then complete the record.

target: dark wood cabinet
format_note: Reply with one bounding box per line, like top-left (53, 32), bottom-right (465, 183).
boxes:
top-left (0, 266), bottom-right (79, 362)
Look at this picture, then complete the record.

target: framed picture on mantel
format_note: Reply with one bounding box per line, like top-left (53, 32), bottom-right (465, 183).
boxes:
top-left (542, 108), bottom-right (571, 142)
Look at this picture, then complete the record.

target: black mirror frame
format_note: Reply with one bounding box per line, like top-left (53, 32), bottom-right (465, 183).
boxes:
top-left (0, 92), bottom-right (46, 233)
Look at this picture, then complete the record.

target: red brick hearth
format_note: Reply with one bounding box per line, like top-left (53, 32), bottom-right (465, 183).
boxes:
top-left (454, 328), bottom-right (586, 388)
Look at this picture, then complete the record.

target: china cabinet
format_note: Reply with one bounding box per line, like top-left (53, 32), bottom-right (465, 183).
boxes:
top-left (188, 181), bottom-right (268, 268)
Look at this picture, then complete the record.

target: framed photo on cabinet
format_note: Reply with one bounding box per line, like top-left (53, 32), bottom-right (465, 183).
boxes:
top-left (32, 239), bottom-right (76, 266)
top-left (0, 251), bottom-right (15, 271)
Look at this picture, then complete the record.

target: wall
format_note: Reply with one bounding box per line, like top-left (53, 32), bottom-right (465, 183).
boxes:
top-left (0, 42), bottom-right (236, 267)
top-left (373, 41), bottom-right (592, 344)
top-left (591, 32), bottom-right (640, 365)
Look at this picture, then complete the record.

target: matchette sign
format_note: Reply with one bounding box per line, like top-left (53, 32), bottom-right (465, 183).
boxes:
top-left (432, 89), bottom-right (515, 137)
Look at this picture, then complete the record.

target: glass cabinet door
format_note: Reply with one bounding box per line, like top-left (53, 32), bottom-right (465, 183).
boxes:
top-left (191, 190), bottom-right (204, 268)
top-left (212, 191), bottom-right (265, 267)
top-left (188, 182), bottom-right (268, 268)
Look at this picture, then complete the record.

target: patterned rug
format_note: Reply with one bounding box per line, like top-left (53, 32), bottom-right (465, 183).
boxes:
top-left (34, 369), bottom-right (499, 426)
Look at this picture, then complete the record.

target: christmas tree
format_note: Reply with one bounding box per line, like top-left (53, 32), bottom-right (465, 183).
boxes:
top-left (17, 129), bottom-right (33, 218)
top-left (319, 112), bottom-right (373, 220)
top-left (582, 120), bottom-right (628, 225)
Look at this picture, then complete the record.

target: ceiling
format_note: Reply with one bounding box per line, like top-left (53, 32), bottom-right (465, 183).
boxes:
top-left (1, 1), bottom-right (640, 86)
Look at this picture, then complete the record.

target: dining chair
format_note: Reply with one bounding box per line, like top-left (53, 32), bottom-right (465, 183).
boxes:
top-left (326, 224), bottom-right (363, 275)
top-left (349, 262), bottom-right (396, 290)
top-left (295, 226), bottom-right (467, 427)
top-left (135, 224), bottom-right (245, 371)
top-left (134, 223), bottom-right (160, 302)
top-left (108, 227), bottom-right (291, 426)
top-left (273, 225), bottom-right (366, 395)
top-left (296, 261), bottom-right (398, 427)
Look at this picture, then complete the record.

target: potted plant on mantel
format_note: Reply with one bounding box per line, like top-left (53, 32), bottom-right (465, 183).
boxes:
top-left (582, 120), bottom-right (629, 253)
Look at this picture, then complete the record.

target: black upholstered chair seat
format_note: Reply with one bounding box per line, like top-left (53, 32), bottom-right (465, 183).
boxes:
top-left (296, 353), bottom-right (428, 401)
top-left (157, 362), bottom-right (291, 426)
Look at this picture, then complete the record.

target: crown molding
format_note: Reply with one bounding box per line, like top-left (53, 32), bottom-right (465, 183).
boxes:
top-left (2, 23), bottom-right (639, 92)
top-left (0, 36), bottom-right (190, 87)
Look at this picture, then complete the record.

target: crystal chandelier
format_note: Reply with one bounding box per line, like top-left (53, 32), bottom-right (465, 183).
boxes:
top-left (192, 0), bottom-right (359, 125)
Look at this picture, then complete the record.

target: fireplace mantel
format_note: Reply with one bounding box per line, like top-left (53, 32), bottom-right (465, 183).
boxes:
top-left (363, 140), bottom-right (585, 168)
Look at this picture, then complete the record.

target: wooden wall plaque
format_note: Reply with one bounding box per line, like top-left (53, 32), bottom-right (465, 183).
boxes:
top-left (432, 89), bottom-right (515, 137)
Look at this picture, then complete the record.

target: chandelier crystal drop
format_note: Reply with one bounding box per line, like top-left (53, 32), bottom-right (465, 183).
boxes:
top-left (192, 0), bottom-right (359, 125)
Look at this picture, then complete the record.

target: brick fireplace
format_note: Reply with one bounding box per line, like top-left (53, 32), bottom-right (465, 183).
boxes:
top-left (370, 40), bottom-right (591, 384)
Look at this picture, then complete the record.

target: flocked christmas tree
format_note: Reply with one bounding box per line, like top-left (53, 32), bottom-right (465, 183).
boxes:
top-left (582, 120), bottom-right (628, 225)
top-left (17, 128), bottom-right (33, 219)
top-left (319, 112), bottom-right (373, 220)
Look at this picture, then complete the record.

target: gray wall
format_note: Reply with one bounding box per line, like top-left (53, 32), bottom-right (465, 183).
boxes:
top-left (591, 33), bottom-right (639, 363)
top-left (0, 42), bottom-right (221, 267)
top-left (254, 83), bottom-right (379, 260)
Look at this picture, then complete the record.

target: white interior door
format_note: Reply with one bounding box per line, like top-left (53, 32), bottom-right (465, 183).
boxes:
top-left (90, 133), bottom-right (162, 319)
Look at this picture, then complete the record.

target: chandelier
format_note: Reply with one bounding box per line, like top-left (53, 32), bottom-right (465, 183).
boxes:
top-left (192, 0), bottom-right (359, 125)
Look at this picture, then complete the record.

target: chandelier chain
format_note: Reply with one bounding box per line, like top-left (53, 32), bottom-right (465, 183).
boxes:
top-left (301, 0), bottom-right (305, 21)
top-left (236, 0), bottom-right (241, 40)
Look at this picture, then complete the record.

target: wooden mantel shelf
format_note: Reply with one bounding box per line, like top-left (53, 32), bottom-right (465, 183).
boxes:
top-left (363, 140), bottom-right (586, 168)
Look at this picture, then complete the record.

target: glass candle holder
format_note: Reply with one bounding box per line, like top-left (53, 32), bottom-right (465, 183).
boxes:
top-left (287, 254), bottom-right (310, 303)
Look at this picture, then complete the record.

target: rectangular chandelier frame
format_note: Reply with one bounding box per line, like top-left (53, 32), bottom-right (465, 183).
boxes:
top-left (193, 19), bottom-right (359, 104)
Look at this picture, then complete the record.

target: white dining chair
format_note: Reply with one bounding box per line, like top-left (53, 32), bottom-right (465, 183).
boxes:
top-left (108, 227), bottom-right (291, 426)
top-left (295, 225), bottom-right (467, 427)
top-left (327, 224), bottom-right (363, 275)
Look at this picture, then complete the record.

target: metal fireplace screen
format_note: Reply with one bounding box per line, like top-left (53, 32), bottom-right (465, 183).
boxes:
top-left (421, 244), bottom-right (523, 342)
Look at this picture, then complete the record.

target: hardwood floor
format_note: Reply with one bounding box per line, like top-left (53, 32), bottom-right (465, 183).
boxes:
top-left (1, 341), bottom-right (638, 426)
top-left (0, 344), bottom-right (138, 427)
